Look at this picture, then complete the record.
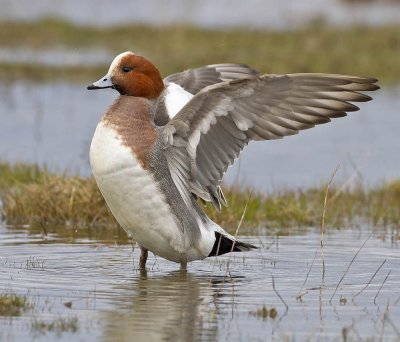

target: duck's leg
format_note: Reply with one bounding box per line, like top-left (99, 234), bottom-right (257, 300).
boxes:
top-left (180, 261), bottom-right (187, 271)
top-left (139, 245), bottom-right (148, 270)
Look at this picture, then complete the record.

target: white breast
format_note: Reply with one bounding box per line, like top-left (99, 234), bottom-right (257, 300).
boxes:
top-left (89, 122), bottom-right (186, 262)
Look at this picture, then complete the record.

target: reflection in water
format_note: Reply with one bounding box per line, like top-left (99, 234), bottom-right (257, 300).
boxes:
top-left (102, 270), bottom-right (220, 341)
top-left (102, 270), bottom-right (249, 341)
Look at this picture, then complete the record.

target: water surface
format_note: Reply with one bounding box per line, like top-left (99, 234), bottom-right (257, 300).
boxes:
top-left (0, 224), bottom-right (399, 341)
top-left (0, 81), bottom-right (398, 190)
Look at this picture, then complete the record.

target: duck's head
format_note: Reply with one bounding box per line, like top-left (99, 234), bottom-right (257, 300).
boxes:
top-left (87, 51), bottom-right (164, 99)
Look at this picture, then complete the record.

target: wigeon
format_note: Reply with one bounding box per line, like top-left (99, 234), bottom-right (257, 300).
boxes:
top-left (87, 51), bottom-right (378, 270)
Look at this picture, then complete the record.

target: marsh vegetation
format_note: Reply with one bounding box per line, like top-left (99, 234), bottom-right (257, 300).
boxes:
top-left (1, 16), bottom-right (399, 342)
top-left (0, 292), bottom-right (32, 317)
top-left (31, 317), bottom-right (79, 335)
top-left (0, 20), bottom-right (399, 83)
top-left (1, 163), bottom-right (399, 234)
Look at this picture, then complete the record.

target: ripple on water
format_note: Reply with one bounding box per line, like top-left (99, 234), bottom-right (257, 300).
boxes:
top-left (0, 225), bottom-right (399, 341)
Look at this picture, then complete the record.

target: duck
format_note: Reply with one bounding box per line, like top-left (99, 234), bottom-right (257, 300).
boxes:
top-left (87, 51), bottom-right (378, 270)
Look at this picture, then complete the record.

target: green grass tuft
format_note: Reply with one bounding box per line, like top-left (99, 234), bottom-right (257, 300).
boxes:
top-left (0, 292), bottom-right (33, 316)
top-left (0, 163), bottom-right (115, 228)
top-left (1, 163), bottom-right (400, 236)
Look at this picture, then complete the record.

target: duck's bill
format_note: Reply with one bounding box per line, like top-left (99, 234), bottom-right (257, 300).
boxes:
top-left (87, 74), bottom-right (113, 90)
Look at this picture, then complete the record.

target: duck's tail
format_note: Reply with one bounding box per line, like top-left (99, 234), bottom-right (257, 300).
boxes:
top-left (208, 231), bottom-right (257, 257)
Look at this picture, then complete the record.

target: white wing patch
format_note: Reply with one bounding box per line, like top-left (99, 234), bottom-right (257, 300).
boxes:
top-left (164, 82), bottom-right (194, 119)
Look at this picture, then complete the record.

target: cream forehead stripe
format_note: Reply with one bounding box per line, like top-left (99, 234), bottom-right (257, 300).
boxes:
top-left (108, 51), bottom-right (136, 73)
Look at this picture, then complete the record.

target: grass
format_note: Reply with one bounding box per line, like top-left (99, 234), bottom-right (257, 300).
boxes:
top-left (31, 316), bottom-right (79, 335)
top-left (249, 305), bottom-right (278, 320)
top-left (0, 19), bottom-right (399, 83)
top-left (0, 163), bottom-right (125, 242)
top-left (0, 288), bottom-right (76, 335)
top-left (0, 292), bottom-right (33, 316)
top-left (0, 164), bottom-right (114, 227)
top-left (1, 163), bottom-right (400, 236)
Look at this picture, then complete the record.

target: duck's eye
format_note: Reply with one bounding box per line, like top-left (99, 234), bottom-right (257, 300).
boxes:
top-left (122, 66), bottom-right (133, 73)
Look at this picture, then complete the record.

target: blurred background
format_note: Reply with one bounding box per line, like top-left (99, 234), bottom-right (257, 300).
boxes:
top-left (0, 0), bottom-right (399, 191)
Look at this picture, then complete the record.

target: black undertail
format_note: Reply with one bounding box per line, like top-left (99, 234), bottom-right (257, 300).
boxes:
top-left (208, 231), bottom-right (257, 257)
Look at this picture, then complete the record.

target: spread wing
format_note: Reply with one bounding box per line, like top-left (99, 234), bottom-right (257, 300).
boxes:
top-left (163, 63), bottom-right (259, 95)
top-left (161, 73), bottom-right (379, 210)
top-left (155, 64), bottom-right (259, 126)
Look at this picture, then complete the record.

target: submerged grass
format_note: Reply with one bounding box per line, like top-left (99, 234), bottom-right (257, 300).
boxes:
top-left (0, 292), bottom-right (33, 316)
top-left (31, 316), bottom-right (79, 335)
top-left (0, 19), bottom-right (399, 83)
top-left (1, 163), bottom-right (400, 234)
top-left (249, 305), bottom-right (278, 320)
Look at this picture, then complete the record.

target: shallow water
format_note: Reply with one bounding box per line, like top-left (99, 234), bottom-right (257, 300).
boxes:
top-left (0, 81), bottom-right (399, 190)
top-left (0, 224), bottom-right (399, 341)
top-left (0, 48), bottom-right (114, 67)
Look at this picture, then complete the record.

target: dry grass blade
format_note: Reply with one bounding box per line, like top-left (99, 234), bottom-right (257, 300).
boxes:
top-left (223, 191), bottom-right (252, 276)
top-left (297, 248), bottom-right (318, 300)
top-left (212, 191), bottom-right (252, 290)
top-left (329, 234), bottom-right (372, 303)
top-left (352, 259), bottom-right (386, 301)
top-left (387, 316), bottom-right (400, 339)
top-left (272, 274), bottom-right (289, 313)
top-left (374, 270), bottom-right (391, 304)
top-left (392, 295), bottom-right (400, 308)
top-left (321, 165), bottom-right (340, 279)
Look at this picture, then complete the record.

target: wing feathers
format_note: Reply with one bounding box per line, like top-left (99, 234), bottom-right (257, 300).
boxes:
top-left (164, 63), bottom-right (259, 95)
top-left (163, 73), bottom-right (379, 208)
